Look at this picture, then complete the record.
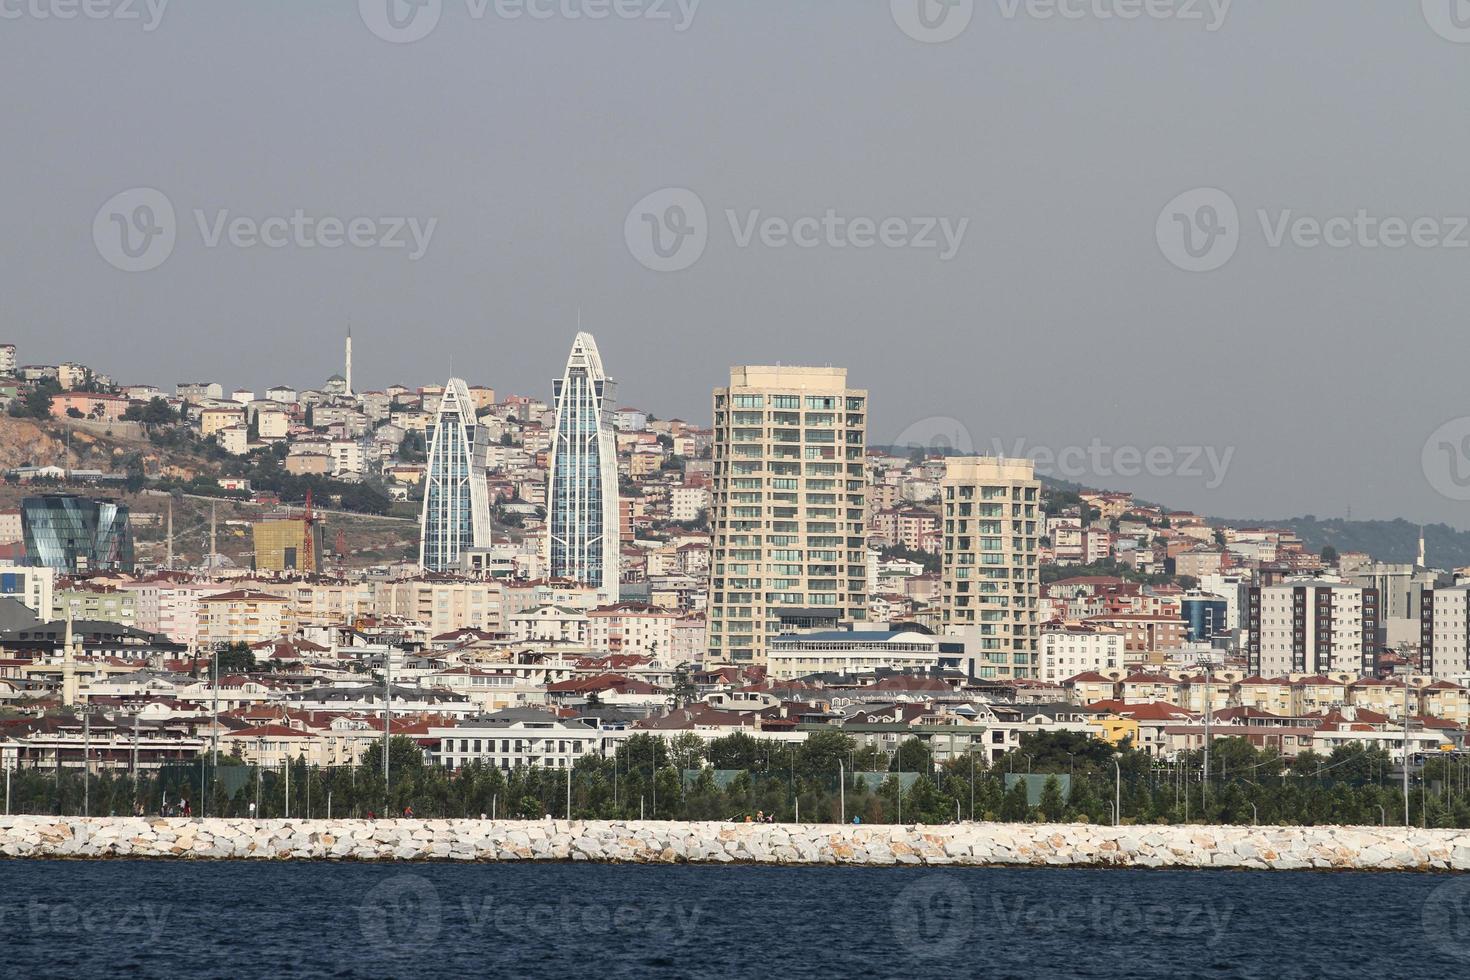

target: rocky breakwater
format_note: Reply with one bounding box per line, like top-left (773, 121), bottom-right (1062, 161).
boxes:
top-left (1, 817), bottom-right (1469, 870)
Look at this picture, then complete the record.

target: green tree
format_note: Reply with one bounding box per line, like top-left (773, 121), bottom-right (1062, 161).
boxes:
top-left (1039, 776), bottom-right (1066, 822)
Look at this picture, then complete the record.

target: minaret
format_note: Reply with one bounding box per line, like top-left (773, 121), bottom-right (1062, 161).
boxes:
top-left (62, 612), bottom-right (79, 708)
top-left (345, 327), bottom-right (353, 396)
top-left (1418, 526), bottom-right (1426, 569)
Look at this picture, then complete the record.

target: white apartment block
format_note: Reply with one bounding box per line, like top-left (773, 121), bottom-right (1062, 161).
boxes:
top-left (707, 366), bottom-right (867, 665)
top-left (765, 628), bottom-right (957, 681)
top-left (671, 486), bottom-right (712, 523)
top-left (1421, 586), bottom-right (1470, 677)
top-left (372, 579), bottom-right (505, 636)
top-left (0, 344), bottom-right (15, 377)
top-left (1040, 623), bottom-right (1124, 683)
top-left (0, 565), bottom-right (54, 617)
top-left (122, 581), bottom-right (235, 648)
top-left (1247, 581), bottom-right (1380, 677)
top-left (587, 603), bottom-right (679, 658)
top-left (431, 709), bottom-right (607, 771)
top-left (940, 457), bottom-right (1042, 680)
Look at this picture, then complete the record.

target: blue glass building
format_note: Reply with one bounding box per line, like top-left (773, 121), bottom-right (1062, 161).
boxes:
top-left (546, 332), bottom-right (619, 597)
top-left (21, 495), bottom-right (135, 573)
top-left (418, 378), bottom-right (492, 572)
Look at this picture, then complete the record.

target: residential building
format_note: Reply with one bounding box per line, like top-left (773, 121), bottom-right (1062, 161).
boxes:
top-left (197, 590), bottom-right (296, 647)
top-left (545, 333), bottom-right (620, 596)
top-left (1040, 623), bottom-right (1124, 684)
top-left (430, 708), bottom-right (605, 771)
top-left (1247, 581), bottom-right (1380, 676)
top-left (766, 627), bottom-right (963, 681)
top-left (0, 565), bottom-right (54, 616)
top-left (940, 457), bottom-right (1040, 679)
top-left (707, 366), bottom-right (868, 665)
top-left (1421, 585), bottom-right (1470, 678)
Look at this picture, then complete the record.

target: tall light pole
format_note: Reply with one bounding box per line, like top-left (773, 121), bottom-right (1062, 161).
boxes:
top-left (838, 761), bottom-right (845, 824)
top-left (1112, 757), bottom-right (1121, 827)
top-left (383, 648), bottom-right (392, 804)
top-left (1403, 670), bottom-right (1412, 829)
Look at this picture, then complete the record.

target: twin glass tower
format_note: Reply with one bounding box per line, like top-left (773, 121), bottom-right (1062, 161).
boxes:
top-left (545, 332), bottom-right (620, 598)
top-left (418, 333), bottom-right (619, 599)
top-left (418, 378), bottom-right (492, 572)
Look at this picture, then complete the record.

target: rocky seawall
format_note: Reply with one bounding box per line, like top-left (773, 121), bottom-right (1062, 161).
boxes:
top-left (1, 817), bottom-right (1468, 870)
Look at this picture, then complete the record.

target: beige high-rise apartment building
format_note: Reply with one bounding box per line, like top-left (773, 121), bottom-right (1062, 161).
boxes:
top-left (707, 366), bottom-right (867, 665)
top-left (940, 457), bottom-right (1041, 679)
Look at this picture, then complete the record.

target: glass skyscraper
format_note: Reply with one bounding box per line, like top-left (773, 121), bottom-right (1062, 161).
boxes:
top-left (418, 378), bottom-right (492, 572)
top-left (546, 332), bottom-right (619, 597)
top-left (21, 495), bottom-right (135, 573)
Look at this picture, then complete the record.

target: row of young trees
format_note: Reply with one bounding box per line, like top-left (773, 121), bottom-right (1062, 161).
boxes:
top-left (7, 731), bottom-right (1470, 828)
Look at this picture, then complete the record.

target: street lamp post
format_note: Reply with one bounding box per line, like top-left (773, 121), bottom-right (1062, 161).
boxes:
top-left (838, 761), bottom-right (845, 825)
top-left (1112, 757), bottom-right (1121, 827)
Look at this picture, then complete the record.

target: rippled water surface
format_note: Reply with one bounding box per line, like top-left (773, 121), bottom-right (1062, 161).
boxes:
top-left (3, 860), bottom-right (1469, 978)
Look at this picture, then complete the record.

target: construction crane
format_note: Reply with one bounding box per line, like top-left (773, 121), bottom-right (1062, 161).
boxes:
top-left (302, 488), bottom-right (317, 572)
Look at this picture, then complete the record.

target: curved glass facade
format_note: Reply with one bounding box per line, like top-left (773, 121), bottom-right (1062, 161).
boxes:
top-left (419, 378), bottom-right (492, 572)
top-left (546, 332), bottom-right (619, 596)
top-left (21, 495), bottom-right (134, 573)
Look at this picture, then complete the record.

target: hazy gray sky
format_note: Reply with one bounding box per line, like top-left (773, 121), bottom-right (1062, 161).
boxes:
top-left (4, 1), bottom-right (1470, 526)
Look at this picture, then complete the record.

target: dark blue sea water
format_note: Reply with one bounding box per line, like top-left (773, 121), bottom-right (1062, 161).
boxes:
top-left (2, 860), bottom-right (1469, 978)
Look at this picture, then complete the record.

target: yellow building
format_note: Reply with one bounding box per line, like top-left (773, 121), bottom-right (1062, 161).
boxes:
top-left (252, 518), bottom-right (323, 573)
top-left (198, 589), bottom-right (296, 647)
